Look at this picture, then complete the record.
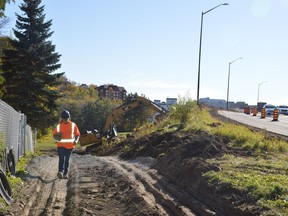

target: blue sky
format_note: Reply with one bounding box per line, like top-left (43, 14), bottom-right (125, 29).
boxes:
top-left (4, 0), bottom-right (288, 105)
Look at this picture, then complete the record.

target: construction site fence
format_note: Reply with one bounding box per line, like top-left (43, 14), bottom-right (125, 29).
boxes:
top-left (0, 99), bottom-right (35, 171)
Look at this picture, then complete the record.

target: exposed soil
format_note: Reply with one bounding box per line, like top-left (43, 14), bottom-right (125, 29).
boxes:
top-left (1, 119), bottom-right (270, 215)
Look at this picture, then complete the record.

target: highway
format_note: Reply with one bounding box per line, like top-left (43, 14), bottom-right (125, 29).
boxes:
top-left (218, 110), bottom-right (288, 137)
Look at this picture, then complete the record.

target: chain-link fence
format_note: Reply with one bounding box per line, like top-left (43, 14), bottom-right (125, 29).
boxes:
top-left (0, 99), bottom-right (34, 173)
top-left (0, 99), bottom-right (35, 204)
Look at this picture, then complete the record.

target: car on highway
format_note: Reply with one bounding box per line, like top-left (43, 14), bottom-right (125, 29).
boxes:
top-left (262, 104), bottom-right (278, 115)
top-left (277, 105), bottom-right (288, 115)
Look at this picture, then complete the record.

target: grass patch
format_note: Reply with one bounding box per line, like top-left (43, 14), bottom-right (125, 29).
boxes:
top-left (35, 134), bottom-right (56, 154)
top-left (212, 122), bottom-right (288, 153)
top-left (205, 154), bottom-right (288, 214)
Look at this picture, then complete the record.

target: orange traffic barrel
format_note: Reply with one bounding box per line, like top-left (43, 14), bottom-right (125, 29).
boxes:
top-left (244, 106), bottom-right (250, 114)
top-left (273, 108), bottom-right (279, 121)
top-left (252, 107), bottom-right (257, 116)
top-left (261, 108), bottom-right (266, 118)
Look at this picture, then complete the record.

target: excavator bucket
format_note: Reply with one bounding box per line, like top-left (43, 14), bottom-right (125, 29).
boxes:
top-left (79, 132), bottom-right (100, 146)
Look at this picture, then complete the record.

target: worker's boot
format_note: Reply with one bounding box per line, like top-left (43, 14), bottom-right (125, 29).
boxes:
top-left (57, 172), bottom-right (63, 179)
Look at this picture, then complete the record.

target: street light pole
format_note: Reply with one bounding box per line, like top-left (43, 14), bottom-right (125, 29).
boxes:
top-left (196, 3), bottom-right (228, 105)
top-left (257, 81), bottom-right (267, 105)
top-left (226, 57), bottom-right (242, 110)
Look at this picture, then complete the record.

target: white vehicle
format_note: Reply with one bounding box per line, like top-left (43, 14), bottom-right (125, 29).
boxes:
top-left (262, 104), bottom-right (277, 115)
top-left (277, 105), bottom-right (288, 115)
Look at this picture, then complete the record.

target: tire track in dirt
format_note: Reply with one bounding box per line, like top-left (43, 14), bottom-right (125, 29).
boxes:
top-left (5, 153), bottom-right (215, 215)
top-left (66, 154), bottom-right (163, 215)
top-left (97, 156), bottom-right (171, 215)
top-left (7, 156), bottom-right (69, 216)
top-left (102, 156), bottom-right (215, 216)
top-left (27, 156), bottom-right (68, 216)
top-left (42, 178), bottom-right (68, 215)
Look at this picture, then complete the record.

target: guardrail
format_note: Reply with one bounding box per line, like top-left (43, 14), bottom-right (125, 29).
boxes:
top-left (0, 99), bottom-right (35, 204)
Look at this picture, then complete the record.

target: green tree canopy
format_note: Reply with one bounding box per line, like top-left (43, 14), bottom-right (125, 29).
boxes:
top-left (0, 37), bottom-right (11, 96)
top-left (54, 76), bottom-right (123, 133)
top-left (0, 0), bottom-right (62, 134)
top-left (0, 0), bottom-right (14, 86)
top-left (0, 0), bottom-right (15, 17)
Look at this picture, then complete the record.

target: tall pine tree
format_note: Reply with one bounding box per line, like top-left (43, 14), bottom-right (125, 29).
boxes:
top-left (0, 0), bottom-right (63, 134)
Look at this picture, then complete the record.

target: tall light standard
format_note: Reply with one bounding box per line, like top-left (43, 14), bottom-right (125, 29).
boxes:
top-left (257, 81), bottom-right (267, 105)
top-left (226, 57), bottom-right (242, 110)
top-left (196, 3), bottom-right (229, 105)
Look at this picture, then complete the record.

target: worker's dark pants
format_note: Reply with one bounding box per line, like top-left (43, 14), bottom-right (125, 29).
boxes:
top-left (57, 147), bottom-right (73, 175)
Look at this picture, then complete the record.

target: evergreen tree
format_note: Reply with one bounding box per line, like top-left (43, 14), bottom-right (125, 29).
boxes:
top-left (0, 36), bottom-right (11, 97)
top-left (0, 0), bottom-right (63, 134)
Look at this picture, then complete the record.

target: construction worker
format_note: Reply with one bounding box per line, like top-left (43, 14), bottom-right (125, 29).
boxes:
top-left (52, 110), bottom-right (80, 179)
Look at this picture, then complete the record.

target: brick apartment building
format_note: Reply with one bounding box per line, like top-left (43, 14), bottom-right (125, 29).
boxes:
top-left (97, 84), bottom-right (127, 100)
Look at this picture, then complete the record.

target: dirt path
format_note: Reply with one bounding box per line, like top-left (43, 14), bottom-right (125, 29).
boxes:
top-left (4, 152), bottom-right (215, 216)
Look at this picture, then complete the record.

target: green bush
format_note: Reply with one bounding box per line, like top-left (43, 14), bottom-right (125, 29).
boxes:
top-left (169, 97), bottom-right (196, 128)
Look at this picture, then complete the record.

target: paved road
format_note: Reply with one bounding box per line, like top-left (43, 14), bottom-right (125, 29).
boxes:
top-left (218, 110), bottom-right (288, 137)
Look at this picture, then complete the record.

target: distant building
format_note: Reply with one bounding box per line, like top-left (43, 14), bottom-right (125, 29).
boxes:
top-left (97, 84), bottom-right (127, 100)
top-left (154, 97), bottom-right (177, 111)
top-left (229, 101), bottom-right (249, 109)
top-left (199, 97), bottom-right (226, 109)
top-left (200, 97), bottom-right (249, 110)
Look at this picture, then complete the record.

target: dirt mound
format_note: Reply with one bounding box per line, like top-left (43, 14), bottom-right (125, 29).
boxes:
top-left (120, 131), bottom-right (227, 159)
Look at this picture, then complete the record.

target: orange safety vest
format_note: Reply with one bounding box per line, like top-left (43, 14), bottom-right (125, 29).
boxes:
top-left (53, 121), bottom-right (80, 149)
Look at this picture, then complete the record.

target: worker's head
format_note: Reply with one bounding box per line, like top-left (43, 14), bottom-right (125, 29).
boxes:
top-left (61, 110), bottom-right (71, 120)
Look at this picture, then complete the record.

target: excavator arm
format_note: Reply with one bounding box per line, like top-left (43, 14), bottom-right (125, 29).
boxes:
top-left (103, 96), bottom-right (166, 133)
top-left (80, 96), bottom-right (166, 146)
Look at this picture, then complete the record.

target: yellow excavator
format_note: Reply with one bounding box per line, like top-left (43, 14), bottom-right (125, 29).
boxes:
top-left (79, 96), bottom-right (167, 148)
